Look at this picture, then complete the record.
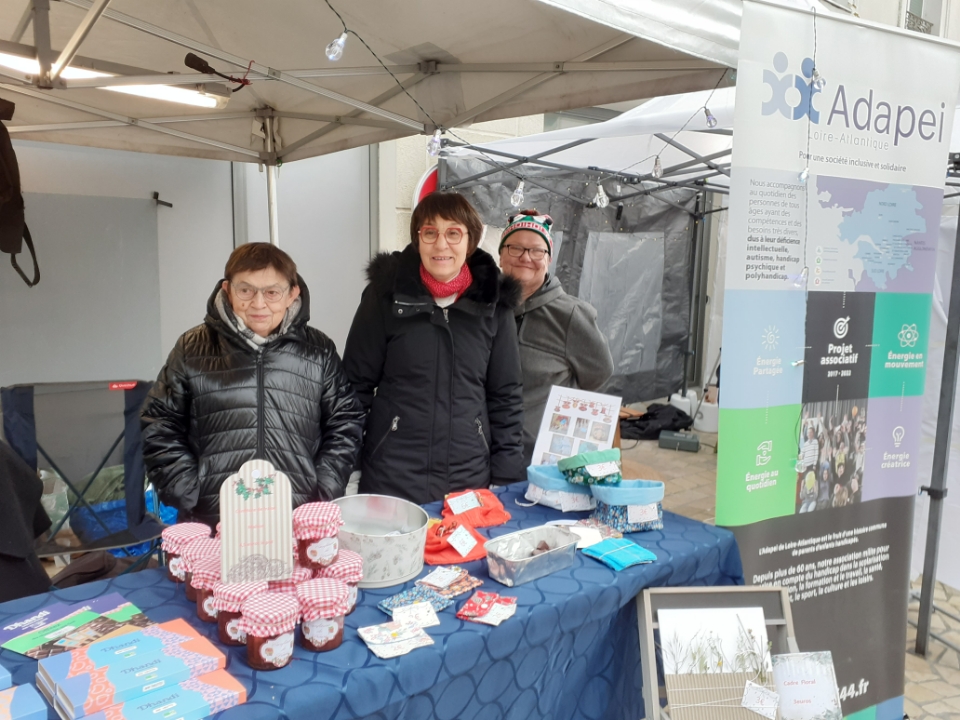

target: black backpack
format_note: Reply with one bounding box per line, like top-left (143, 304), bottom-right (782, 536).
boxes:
top-left (0, 98), bottom-right (39, 287)
top-left (619, 403), bottom-right (694, 441)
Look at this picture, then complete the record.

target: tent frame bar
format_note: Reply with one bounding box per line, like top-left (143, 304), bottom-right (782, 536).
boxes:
top-left (49, 0), bottom-right (113, 82)
top-left (11, 2), bottom-right (34, 43)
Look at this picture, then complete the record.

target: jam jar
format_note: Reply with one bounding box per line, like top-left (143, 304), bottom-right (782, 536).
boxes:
top-left (180, 537), bottom-right (221, 603)
top-left (190, 556), bottom-right (221, 623)
top-left (239, 592), bottom-right (300, 671)
top-left (296, 579), bottom-right (350, 652)
top-left (292, 502), bottom-right (343, 571)
top-left (160, 523), bottom-right (210, 583)
top-left (267, 565), bottom-right (313, 595)
top-left (212, 581), bottom-right (268, 646)
top-left (315, 550), bottom-right (363, 615)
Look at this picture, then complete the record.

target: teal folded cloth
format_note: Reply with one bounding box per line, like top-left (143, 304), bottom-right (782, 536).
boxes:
top-left (581, 538), bottom-right (656, 571)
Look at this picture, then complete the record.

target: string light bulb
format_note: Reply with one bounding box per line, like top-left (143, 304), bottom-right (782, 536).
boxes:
top-left (615, 178), bottom-right (622, 194)
top-left (325, 32), bottom-right (348, 62)
top-left (653, 156), bottom-right (663, 179)
top-left (794, 266), bottom-right (809, 289)
top-left (799, 167), bottom-right (810, 184)
top-left (510, 179), bottom-right (525, 207)
top-left (427, 129), bottom-right (442, 157)
top-left (811, 67), bottom-right (826, 91)
top-left (594, 183), bottom-right (609, 208)
top-left (704, 106), bottom-right (718, 129)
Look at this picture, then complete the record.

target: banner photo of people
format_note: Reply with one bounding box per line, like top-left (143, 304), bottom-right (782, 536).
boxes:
top-left (716, 1), bottom-right (960, 717)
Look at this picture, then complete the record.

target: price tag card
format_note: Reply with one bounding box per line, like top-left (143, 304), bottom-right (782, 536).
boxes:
top-left (559, 492), bottom-right (594, 513)
top-left (567, 526), bottom-right (603, 549)
top-left (627, 503), bottom-right (660, 525)
top-left (525, 484), bottom-right (545, 503)
top-left (475, 603), bottom-right (517, 626)
top-left (419, 567), bottom-right (462, 589)
top-left (742, 681), bottom-right (779, 720)
top-left (447, 525), bottom-right (478, 558)
top-left (358, 621), bottom-right (434, 659)
top-left (392, 602), bottom-right (440, 628)
top-left (447, 492), bottom-right (481, 515)
top-left (584, 461), bottom-right (620, 477)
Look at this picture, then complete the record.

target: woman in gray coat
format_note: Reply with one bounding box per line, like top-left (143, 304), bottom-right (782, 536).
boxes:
top-left (498, 211), bottom-right (614, 465)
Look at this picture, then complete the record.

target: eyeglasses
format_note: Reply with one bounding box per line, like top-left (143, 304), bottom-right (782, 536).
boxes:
top-left (419, 226), bottom-right (465, 245)
top-left (503, 244), bottom-right (550, 261)
top-left (231, 283), bottom-right (289, 302)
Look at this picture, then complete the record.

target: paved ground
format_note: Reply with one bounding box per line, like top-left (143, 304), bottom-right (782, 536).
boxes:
top-left (619, 430), bottom-right (960, 718)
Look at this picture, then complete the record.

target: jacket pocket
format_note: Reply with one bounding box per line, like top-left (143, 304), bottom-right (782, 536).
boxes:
top-left (475, 417), bottom-right (489, 454)
top-left (370, 415), bottom-right (400, 458)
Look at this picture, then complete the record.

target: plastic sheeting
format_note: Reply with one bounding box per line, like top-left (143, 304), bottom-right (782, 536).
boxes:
top-left (444, 155), bottom-right (698, 403)
top-left (911, 206), bottom-right (960, 590)
top-left (580, 232), bottom-right (664, 376)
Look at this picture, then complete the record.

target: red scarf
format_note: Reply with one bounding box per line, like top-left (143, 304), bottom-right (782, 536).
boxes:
top-left (420, 263), bottom-right (473, 300)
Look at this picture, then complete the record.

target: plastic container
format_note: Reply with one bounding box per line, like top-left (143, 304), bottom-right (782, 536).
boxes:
top-left (296, 579), bottom-right (350, 652)
top-left (161, 523), bottom-right (211, 583)
top-left (590, 479), bottom-right (666, 533)
top-left (314, 550), bottom-right (364, 614)
top-left (693, 400), bottom-right (719, 433)
top-left (212, 581), bottom-right (268, 646)
top-left (239, 593), bottom-right (299, 671)
top-left (292, 502), bottom-right (343, 571)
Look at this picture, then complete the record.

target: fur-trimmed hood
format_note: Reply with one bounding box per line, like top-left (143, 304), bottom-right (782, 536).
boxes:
top-left (365, 244), bottom-right (521, 311)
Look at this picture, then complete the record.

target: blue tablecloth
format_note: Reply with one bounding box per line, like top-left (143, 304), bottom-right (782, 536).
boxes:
top-left (0, 482), bottom-right (743, 720)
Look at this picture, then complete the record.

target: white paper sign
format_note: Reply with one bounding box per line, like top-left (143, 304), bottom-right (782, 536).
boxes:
top-left (531, 386), bottom-right (622, 465)
top-left (567, 527), bottom-right (603, 549)
top-left (447, 525), bottom-right (478, 558)
top-left (475, 603), bottom-right (516, 626)
top-left (392, 602), bottom-right (440, 628)
top-left (742, 681), bottom-right (779, 720)
top-left (219, 459), bottom-right (294, 584)
top-left (447, 492), bottom-right (481, 515)
top-left (584, 461), bottom-right (619, 477)
top-left (627, 504), bottom-right (660, 525)
top-left (559, 492), bottom-right (595, 513)
top-left (419, 567), bottom-right (461, 589)
top-left (772, 652), bottom-right (843, 720)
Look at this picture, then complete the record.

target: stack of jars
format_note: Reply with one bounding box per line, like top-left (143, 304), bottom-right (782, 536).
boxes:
top-left (160, 523), bottom-right (211, 583)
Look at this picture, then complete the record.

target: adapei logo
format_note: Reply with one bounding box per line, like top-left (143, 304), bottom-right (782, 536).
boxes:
top-left (761, 52), bottom-right (948, 147)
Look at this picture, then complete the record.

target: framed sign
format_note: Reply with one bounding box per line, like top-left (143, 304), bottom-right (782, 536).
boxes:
top-left (219, 459), bottom-right (293, 583)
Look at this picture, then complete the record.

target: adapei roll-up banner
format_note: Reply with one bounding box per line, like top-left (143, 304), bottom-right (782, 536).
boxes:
top-left (718, 2), bottom-right (960, 717)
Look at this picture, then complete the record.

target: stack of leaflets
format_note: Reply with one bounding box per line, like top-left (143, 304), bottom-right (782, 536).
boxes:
top-left (0, 684), bottom-right (47, 720)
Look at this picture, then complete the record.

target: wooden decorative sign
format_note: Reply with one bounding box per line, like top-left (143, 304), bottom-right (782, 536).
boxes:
top-left (219, 459), bottom-right (293, 584)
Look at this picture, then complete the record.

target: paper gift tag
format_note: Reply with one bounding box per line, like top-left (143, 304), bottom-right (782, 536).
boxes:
top-left (741, 681), bottom-right (779, 719)
top-left (475, 602), bottom-right (516, 626)
top-left (567, 527), bottom-right (603, 549)
top-left (392, 602), bottom-right (440, 628)
top-left (627, 503), bottom-right (660, 525)
top-left (420, 567), bottom-right (462, 589)
top-left (585, 461), bottom-right (620, 477)
top-left (447, 492), bottom-right (481, 515)
top-left (358, 621), bottom-right (434, 659)
top-left (559, 492), bottom-right (594, 513)
top-left (447, 525), bottom-right (478, 557)
top-left (525, 484), bottom-right (545, 503)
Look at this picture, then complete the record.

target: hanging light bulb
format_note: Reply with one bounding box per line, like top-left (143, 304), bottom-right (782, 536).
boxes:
top-left (427, 129), bottom-right (442, 157)
top-left (615, 178), bottom-right (622, 195)
top-left (704, 106), bottom-right (718, 129)
top-left (794, 266), bottom-right (810, 289)
top-left (652, 156), bottom-right (663, 179)
top-left (594, 183), bottom-right (609, 208)
top-left (811, 67), bottom-right (826, 91)
top-left (510, 179), bottom-right (525, 207)
top-left (325, 32), bottom-right (348, 62)
top-left (798, 167), bottom-right (810, 184)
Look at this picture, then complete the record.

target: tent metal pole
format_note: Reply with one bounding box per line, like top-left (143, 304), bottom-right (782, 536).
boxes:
top-left (11, 2), bottom-right (34, 43)
top-left (655, 133), bottom-right (731, 177)
top-left (50, 0), bottom-right (112, 81)
top-left (264, 114), bottom-right (280, 247)
top-left (32, 0), bottom-right (52, 83)
top-left (915, 213), bottom-right (960, 656)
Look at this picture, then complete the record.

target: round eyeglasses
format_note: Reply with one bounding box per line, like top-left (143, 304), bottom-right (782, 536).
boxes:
top-left (503, 244), bottom-right (549, 261)
top-left (231, 283), bottom-right (289, 302)
top-left (419, 226), bottom-right (465, 245)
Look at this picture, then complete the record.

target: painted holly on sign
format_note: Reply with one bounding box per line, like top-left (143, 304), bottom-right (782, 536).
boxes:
top-left (235, 474), bottom-right (275, 501)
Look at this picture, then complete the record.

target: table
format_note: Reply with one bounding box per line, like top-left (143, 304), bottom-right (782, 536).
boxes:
top-left (0, 482), bottom-right (743, 720)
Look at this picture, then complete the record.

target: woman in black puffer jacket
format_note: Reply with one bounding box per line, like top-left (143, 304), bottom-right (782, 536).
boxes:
top-left (343, 192), bottom-right (525, 504)
top-left (141, 243), bottom-right (364, 527)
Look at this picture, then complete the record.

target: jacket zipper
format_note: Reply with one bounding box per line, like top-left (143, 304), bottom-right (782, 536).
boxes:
top-left (476, 417), bottom-right (489, 452)
top-left (371, 416), bottom-right (399, 457)
top-left (256, 348), bottom-right (265, 457)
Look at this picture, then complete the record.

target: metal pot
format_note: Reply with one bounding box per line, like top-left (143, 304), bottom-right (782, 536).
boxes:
top-left (332, 494), bottom-right (429, 588)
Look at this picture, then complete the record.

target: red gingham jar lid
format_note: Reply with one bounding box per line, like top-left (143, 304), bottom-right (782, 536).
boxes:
top-left (161, 523), bottom-right (211, 554)
top-left (189, 555), bottom-right (221, 590)
top-left (267, 565), bottom-right (313, 593)
top-left (315, 550), bottom-right (363, 584)
top-left (239, 592), bottom-right (300, 637)
top-left (212, 580), bottom-right (268, 612)
top-left (180, 537), bottom-right (221, 570)
top-left (296, 579), bottom-right (350, 620)
top-left (292, 502), bottom-right (342, 539)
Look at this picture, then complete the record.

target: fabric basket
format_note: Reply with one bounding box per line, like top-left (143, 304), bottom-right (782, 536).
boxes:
top-left (589, 479), bottom-right (665, 533)
top-left (557, 449), bottom-right (622, 485)
top-left (523, 465), bottom-right (596, 512)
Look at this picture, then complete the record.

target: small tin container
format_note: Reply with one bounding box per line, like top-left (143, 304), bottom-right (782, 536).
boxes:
top-left (314, 550), bottom-right (364, 614)
top-left (212, 581), bottom-right (268, 646)
top-left (484, 526), bottom-right (579, 587)
top-left (292, 503), bottom-right (343, 571)
top-left (239, 593), bottom-right (299, 671)
top-left (296, 579), bottom-right (350, 652)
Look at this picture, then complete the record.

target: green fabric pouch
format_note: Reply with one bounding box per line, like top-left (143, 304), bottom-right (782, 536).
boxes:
top-left (557, 448), bottom-right (622, 485)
